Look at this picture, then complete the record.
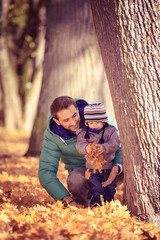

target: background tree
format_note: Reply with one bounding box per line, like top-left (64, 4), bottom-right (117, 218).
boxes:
top-left (0, 0), bottom-right (23, 128)
top-left (0, 0), bottom-right (45, 131)
top-left (26, 0), bottom-right (115, 155)
top-left (90, 0), bottom-right (160, 225)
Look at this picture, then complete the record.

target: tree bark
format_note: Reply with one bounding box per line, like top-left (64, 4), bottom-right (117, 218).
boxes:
top-left (90, 0), bottom-right (160, 225)
top-left (27, 0), bottom-right (115, 155)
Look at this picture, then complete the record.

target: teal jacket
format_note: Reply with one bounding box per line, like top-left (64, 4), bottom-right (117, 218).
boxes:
top-left (38, 99), bottom-right (123, 201)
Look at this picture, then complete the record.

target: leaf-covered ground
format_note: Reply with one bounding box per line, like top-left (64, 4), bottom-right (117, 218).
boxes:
top-left (0, 128), bottom-right (159, 240)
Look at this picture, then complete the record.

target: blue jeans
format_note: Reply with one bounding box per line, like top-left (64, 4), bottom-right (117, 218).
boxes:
top-left (88, 169), bottom-right (116, 207)
top-left (67, 167), bottom-right (117, 207)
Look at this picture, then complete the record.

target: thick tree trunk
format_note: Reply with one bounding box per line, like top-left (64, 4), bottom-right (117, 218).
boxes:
top-left (27, 0), bottom-right (115, 155)
top-left (90, 0), bottom-right (160, 225)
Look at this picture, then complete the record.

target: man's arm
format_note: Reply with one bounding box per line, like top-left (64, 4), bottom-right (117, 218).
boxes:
top-left (39, 130), bottom-right (80, 207)
top-left (113, 146), bottom-right (123, 173)
top-left (38, 130), bottom-right (70, 201)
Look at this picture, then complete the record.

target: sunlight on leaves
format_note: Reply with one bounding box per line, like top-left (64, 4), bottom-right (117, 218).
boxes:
top-left (0, 132), bottom-right (159, 239)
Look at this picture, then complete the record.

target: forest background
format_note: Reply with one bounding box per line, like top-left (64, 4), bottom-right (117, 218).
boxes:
top-left (0, 0), bottom-right (160, 239)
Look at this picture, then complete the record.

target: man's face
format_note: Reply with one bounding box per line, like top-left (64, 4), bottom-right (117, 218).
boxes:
top-left (54, 105), bottom-right (80, 132)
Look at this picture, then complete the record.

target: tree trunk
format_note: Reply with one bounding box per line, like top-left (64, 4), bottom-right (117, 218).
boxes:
top-left (23, 28), bottom-right (45, 132)
top-left (90, 0), bottom-right (160, 225)
top-left (0, 35), bottom-right (23, 129)
top-left (0, 0), bottom-right (45, 131)
top-left (26, 0), bottom-right (115, 155)
top-left (0, 0), bottom-right (23, 129)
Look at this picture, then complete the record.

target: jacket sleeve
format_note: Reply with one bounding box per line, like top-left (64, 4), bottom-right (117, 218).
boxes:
top-left (103, 126), bottom-right (120, 155)
top-left (76, 129), bottom-right (88, 155)
top-left (38, 130), bottom-right (70, 201)
top-left (107, 117), bottom-right (123, 171)
top-left (113, 146), bottom-right (123, 171)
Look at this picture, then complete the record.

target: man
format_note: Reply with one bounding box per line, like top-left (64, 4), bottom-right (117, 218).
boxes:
top-left (38, 96), bottom-right (123, 207)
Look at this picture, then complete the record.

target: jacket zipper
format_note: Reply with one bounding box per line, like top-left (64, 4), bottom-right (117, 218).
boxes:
top-left (59, 137), bottom-right (68, 146)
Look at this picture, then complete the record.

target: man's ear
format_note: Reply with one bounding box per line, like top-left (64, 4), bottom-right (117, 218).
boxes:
top-left (53, 118), bottom-right (61, 125)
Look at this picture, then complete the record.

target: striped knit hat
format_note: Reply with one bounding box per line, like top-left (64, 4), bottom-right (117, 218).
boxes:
top-left (84, 102), bottom-right (108, 122)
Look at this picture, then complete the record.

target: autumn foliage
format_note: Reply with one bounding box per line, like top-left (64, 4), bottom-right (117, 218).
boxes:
top-left (0, 129), bottom-right (160, 240)
top-left (85, 142), bottom-right (106, 179)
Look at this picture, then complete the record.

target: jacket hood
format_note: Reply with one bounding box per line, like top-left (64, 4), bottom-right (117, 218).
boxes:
top-left (48, 99), bottom-right (88, 140)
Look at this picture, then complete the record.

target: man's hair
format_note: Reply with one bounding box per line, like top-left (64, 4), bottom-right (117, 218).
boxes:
top-left (50, 96), bottom-right (77, 119)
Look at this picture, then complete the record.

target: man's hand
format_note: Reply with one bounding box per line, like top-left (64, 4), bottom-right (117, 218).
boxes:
top-left (62, 195), bottom-right (80, 208)
top-left (102, 165), bottom-right (119, 187)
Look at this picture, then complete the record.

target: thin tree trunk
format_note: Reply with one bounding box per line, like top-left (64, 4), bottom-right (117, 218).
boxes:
top-left (0, 36), bottom-right (23, 129)
top-left (0, 0), bottom-right (23, 129)
top-left (90, 0), bottom-right (160, 225)
top-left (23, 29), bottom-right (45, 132)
